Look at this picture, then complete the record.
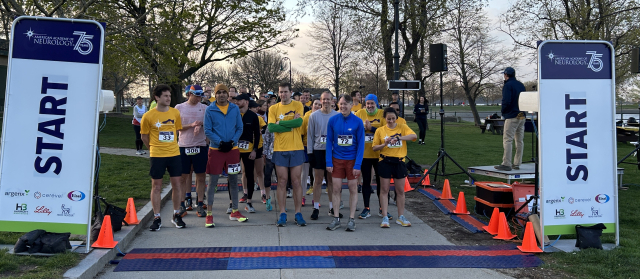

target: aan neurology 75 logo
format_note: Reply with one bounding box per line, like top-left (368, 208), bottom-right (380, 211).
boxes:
top-left (546, 50), bottom-right (603, 72)
top-left (24, 28), bottom-right (94, 55)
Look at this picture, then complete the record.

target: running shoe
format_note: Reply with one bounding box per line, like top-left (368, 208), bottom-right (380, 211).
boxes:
top-left (135, 150), bottom-right (142, 155)
top-left (266, 197), bottom-right (273, 211)
top-left (239, 194), bottom-right (248, 203)
top-left (205, 214), bottom-right (215, 228)
top-left (358, 184), bottom-right (362, 193)
top-left (311, 208), bottom-right (319, 220)
top-left (359, 208), bottom-right (371, 219)
top-left (380, 216), bottom-right (390, 228)
top-left (378, 209), bottom-right (393, 220)
top-left (245, 204), bottom-right (256, 213)
top-left (306, 187), bottom-right (314, 195)
top-left (226, 203), bottom-right (233, 214)
top-left (277, 213), bottom-right (287, 227)
top-left (141, 150), bottom-right (147, 154)
top-left (396, 215), bottom-right (411, 227)
top-left (185, 197), bottom-right (193, 211)
top-left (203, 204), bottom-right (208, 210)
top-left (172, 213), bottom-right (186, 228)
top-left (149, 217), bottom-right (161, 231)
top-left (340, 201), bottom-right (344, 209)
top-left (262, 194), bottom-right (267, 204)
top-left (229, 211), bottom-right (248, 222)
top-left (196, 205), bottom-right (206, 217)
top-left (346, 218), bottom-right (356, 232)
top-left (295, 212), bottom-right (307, 226)
top-left (328, 208), bottom-right (343, 218)
top-left (287, 189), bottom-right (292, 198)
top-left (302, 197), bottom-right (305, 207)
top-left (178, 206), bottom-right (187, 217)
top-left (326, 217), bottom-right (341, 231)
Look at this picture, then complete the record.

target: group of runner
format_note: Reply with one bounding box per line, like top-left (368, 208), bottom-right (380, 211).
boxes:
top-left (138, 82), bottom-right (417, 231)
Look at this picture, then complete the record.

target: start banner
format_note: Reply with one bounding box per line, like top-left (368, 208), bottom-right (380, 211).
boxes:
top-left (0, 17), bottom-right (104, 240)
top-left (538, 41), bottom-right (618, 241)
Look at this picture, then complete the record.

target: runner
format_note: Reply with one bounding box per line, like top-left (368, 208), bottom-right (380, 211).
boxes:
top-left (203, 84), bottom-right (247, 228)
top-left (175, 85), bottom-right (208, 218)
top-left (300, 91), bottom-right (311, 113)
top-left (132, 96), bottom-right (147, 155)
top-left (268, 82), bottom-right (307, 227)
top-left (307, 92), bottom-right (339, 220)
top-left (355, 94), bottom-right (389, 220)
top-left (350, 90), bottom-right (363, 112)
top-left (301, 97), bottom-right (323, 199)
top-left (303, 89), bottom-right (312, 107)
top-left (234, 93), bottom-right (261, 213)
top-left (140, 84), bottom-right (185, 230)
top-left (372, 107), bottom-right (417, 228)
top-left (389, 102), bottom-right (407, 125)
top-left (325, 95), bottom-right (365, 231)
top-left (203, 86), bottom-right (213, 105)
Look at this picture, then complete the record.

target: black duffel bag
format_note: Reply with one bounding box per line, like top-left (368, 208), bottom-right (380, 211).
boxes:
top-left (575, 223), bottom-right (607, 250)
top-left (14, 230), bottom-right (71, 254)
top-left (99, 197), bottom-right (128, 232)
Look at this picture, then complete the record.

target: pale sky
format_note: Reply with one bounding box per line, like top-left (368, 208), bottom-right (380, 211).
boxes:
top-left (279, 0), bottom-right (536, 82)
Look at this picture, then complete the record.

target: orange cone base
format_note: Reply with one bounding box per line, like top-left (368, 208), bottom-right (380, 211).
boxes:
top-left (517, 222), bottom-right (543, 253)
top-left (493, 234), bottom-right (516, 240)
top-left (453, 210), bottom-right (470, 215)
top-left (517, 244), bottom-right (543, 253)
top-left (92, 239), bottom-right (118, 249)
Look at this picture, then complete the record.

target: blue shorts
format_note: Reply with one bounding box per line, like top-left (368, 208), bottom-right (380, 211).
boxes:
top-left (273, 150), bottom-right (305, 168)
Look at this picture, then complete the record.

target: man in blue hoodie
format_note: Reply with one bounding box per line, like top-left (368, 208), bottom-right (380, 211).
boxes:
top-left (203, 84), bottom-right (246, 228)
top-left (326, 94), bottom-right (365, 231)
top-left (496, 67), bottom-right (526, 171)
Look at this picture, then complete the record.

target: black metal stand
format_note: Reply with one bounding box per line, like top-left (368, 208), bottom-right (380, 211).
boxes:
top-left (417, 72), bottom-right (475, 186)
top-left (617, 104), bottom-right (640, 169)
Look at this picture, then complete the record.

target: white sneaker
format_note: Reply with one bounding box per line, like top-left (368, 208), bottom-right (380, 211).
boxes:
top-left (135, 150), bottom-right (142, 155)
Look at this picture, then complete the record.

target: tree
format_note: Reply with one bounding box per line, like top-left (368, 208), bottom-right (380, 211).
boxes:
top-left (305, 2), bottom-right (356, 95)
top-left (499, 0), bottom-right (640, 86)
top-left (230, 51), bottom-right (288, 94)
top-left (447, 0), bottom-right (516, 125)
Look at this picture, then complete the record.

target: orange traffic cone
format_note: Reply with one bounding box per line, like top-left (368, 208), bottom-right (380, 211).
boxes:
top-left (404, 179), bottom-right (415, 192)
top-left (421, 170), bottom-right (431, 186)
top-left (493, 212), bottom-right (516, 240)
top-left (518, 222), bottom-right (543, 253)
top-left (453, 192), bottom-right (470, 214)
top-left (390, 178), bottom-right (394, 184)
top-left (92, 215), bottom-right (118, 249)
top-left (482, 207), bottom-right (500, 235)
top-left (124, 197), bottom-right (140, 225)
top-left (438, 179), bottom-right (454, 199)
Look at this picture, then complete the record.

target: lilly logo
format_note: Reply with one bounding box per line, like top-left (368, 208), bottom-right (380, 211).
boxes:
top-left (595, 194), bottom-right (610, 204)
top-left (67, 191), bottom-right (86, 201)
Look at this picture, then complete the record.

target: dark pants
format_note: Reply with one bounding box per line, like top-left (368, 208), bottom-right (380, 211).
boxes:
top-left (361, 158), bottom-right (381, 208)
top-left (416, 117), bottom-right (427, 140)
top-left (264, 158), bottom-right (275, 191)
top-left (240, 152), bottom-right (256, 200)
top-left (133, 125), bottom-right (143, 150)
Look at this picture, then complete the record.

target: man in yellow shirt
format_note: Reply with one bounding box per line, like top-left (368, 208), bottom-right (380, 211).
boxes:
top-left (268, 82), bottom-right (307, 227)
top-left (303, 89), bottom-right (312, 107)
top-left (140, 84), bottom-right (185, 230)
top-left (350, 90), bottom-right (363, 112)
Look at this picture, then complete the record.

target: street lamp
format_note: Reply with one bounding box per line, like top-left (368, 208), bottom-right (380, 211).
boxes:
top-left (282, 57), bottom-right (292, 85)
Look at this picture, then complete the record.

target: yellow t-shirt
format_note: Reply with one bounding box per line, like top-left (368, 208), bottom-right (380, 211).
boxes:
top-left (216, 103), bottom-right (228, 115)
top-left (209, 96), bottom-right (216, 103)
top-left (355, 108), bottom-right (386, 159)
top-left (351, 103), bottom-right (363, 112)
top-left (258, 116), bottom-right (266, 149)
top-left (305, 101), bottom-right (312, 107)
top-left (140, 107), bottom-right (182, 157)
top-left (301, 110), bottom-right (314, 146)
top-left (373, 123), bottom-right (416, 161)
top-left (149, 100), bottom-right (157, 110)
top-left (396, 117), bottom-right (407, 125)
top-left (268, 100), bottom-right (304, 152)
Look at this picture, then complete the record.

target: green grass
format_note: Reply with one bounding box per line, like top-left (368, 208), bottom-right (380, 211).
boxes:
top-left (403, 120), bottom-right (640, 279)
top-left (98, 115), bottom-right (138, 149)
top-left (0, 249), bottom-right (80, 279)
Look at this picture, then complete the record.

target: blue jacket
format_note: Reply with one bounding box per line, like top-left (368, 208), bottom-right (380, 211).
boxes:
top-left (326, 113), bottom-right (365, 170)
top-left (501, 78), bottom-right (526, 119)
top-left (204, 101), bottom-right (243, 148)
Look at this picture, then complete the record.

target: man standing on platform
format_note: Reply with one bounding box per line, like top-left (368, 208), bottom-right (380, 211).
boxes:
top-left (495, 67), bottom-right (526, 171)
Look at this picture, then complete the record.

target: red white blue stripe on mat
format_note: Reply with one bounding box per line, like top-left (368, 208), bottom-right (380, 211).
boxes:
top-left (113, 244), bottom-right (542, 271)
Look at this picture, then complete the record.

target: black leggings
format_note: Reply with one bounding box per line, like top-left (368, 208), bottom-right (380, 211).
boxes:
top-left (264, 158), bottom-right (275, 191)
top-left (416, 117), bottom-right (427, 141)
top-left (133, 125), bottom-right (143, 150)
top-left (361, 158), bottom-right (381, 208)
top-left (240, 152), bottom-right (256, 200)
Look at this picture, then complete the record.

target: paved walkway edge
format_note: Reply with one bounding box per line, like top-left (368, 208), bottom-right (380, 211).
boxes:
top-left (63, 184), bottom-right (173, 279)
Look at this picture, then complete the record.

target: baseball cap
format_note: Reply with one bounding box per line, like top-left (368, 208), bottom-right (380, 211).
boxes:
top-left (233, 93), bottom-right (250, 101)
top-left (186, 85), bottom-right (204, 96)
top-left (249, 100), bottom-right (260, 108)
top-left (292, 92), bottom-right (302, 97)
top-left (267, 91), bottom-right (274, 95)
top-left (503, 67), bottom-right (516, 75)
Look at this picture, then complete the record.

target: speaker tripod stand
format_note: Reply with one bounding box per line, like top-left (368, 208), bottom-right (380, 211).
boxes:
top-left (417, 72), bottom-right (475, 186)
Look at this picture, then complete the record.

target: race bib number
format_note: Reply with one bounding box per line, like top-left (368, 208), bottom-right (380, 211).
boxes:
top-left (365, 133), bottom-right (374, 143)
top-left (319, 135), bottom-right (327, 144)
top-left (238, 140), bottom-right (250, 150)
top-left (338, 135), bottom-right (353, 146)
top-left (185, 147), bottom-right (200, 155)
top-left (388, 139), bottom-right (402, 148)
top-left (228, 163), bottom-right (241, 175)
top-left (159, 131), bottom-right (174, 143)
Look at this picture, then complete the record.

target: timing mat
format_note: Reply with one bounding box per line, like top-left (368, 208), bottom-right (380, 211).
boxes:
top-left (113, 244), bottom-right (541, 271)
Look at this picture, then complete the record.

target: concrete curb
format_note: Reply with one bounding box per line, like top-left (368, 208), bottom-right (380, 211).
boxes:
top-left (63, 184), bottom-right (173, 279)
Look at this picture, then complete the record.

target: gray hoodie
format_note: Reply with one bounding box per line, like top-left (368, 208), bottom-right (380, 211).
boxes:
top-left (307, 109), bottom-right (339, 153)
